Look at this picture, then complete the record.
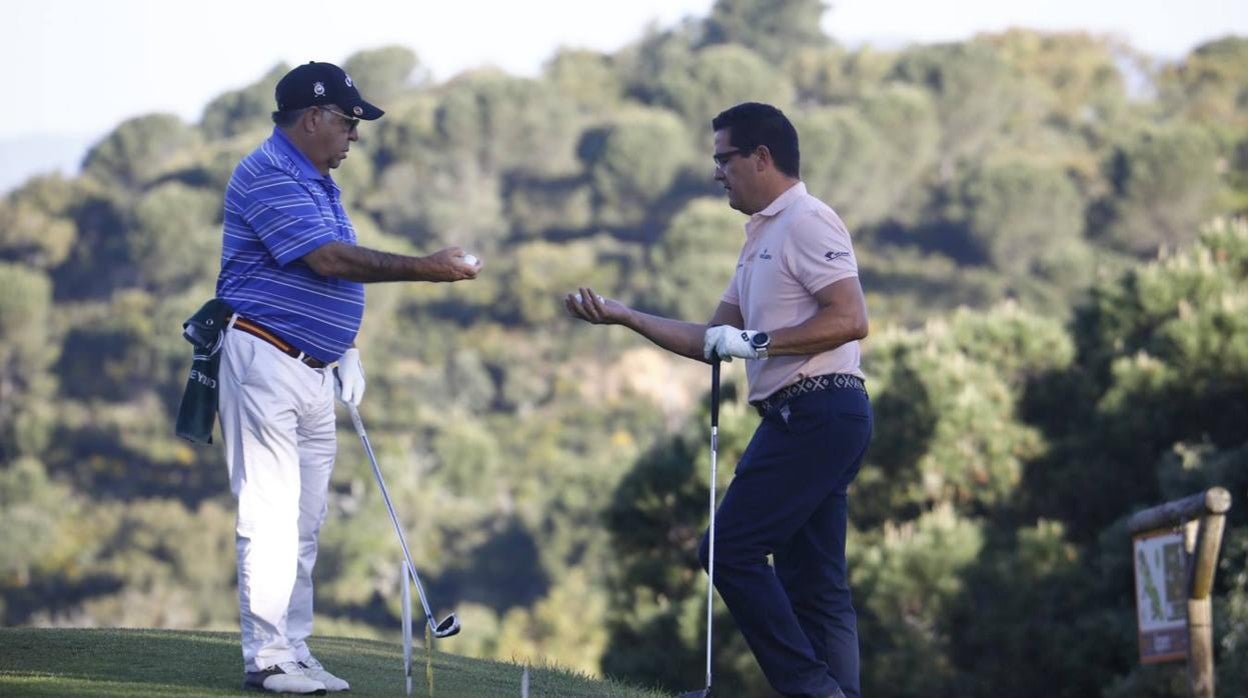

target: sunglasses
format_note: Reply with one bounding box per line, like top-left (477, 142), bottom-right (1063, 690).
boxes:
top-left (320, 106), bottom-right (360, 132)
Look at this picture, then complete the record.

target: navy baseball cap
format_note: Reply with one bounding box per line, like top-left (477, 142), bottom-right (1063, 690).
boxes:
top-left (275, 61), bottom-right (384, 120)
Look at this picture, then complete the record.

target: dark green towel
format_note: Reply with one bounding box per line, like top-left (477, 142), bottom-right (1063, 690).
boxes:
top-left (175, 298), bottom-right (233, 444)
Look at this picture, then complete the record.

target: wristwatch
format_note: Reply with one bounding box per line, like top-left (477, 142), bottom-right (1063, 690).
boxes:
top-left (750, 331), bottom-right (770, 359)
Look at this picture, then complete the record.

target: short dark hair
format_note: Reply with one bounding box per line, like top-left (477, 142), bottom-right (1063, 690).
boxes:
top-left (711, 102), bottom-right (800, 178)
top-left (271, 107), bottom-right (310, 128)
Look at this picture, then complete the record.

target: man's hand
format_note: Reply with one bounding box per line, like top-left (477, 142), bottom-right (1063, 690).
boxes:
top-left (703, 326), bottom-right (763, 361)
top-left (565, 287), bottom-right (629, 325)
top-left (335, 347), bottom-right (366, 407)
top-left (425, 247), bottom-right (482, 282)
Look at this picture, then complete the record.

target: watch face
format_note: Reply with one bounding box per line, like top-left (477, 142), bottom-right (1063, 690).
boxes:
top-left (752, 332), bottom-right (770, 348)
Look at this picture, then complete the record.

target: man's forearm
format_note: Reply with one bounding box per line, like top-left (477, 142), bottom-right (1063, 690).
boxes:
top-left (623, 309), bottom-right (708, 362)
top-left (305, 242), bottom-right (445, 282)
top-left (770, 309), bottom-right (867, 356)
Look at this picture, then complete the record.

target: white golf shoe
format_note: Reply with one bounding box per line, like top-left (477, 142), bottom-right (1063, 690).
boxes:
top-left (243, 660), bottom-right (327, 694)
top-left (299, 656), bottom-right (351, 692)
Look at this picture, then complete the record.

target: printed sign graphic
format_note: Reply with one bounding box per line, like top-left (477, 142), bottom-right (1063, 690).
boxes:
top-left (1132, 528), bottom-right (1188, 663)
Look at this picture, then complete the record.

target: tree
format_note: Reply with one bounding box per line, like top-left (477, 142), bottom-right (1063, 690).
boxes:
top-left (855, 84), bottom-right (941, 222)
top-left (646, 197), bottom-right (743, 320)
top-left (0, 175), bottom-right (79, 269)
top-left (199, 63), bottom-right (289, 139)
top-left (946, 519), bottom-right (1119, 698)
top-left (1029, 218), bottom-right (1248, 536)
top-left (1157, 37), bottom-right (1248, 131)
top-left (1100, 123), bottom-right (1222, 255)
top-left (794, 96), bottom-right (939, 228)
top-left (0, 264), bottom-right (57, 459)
top-left (703, 0), bottom-right (829, 65)
top-left (958, 158), bottom-right (1086, 275)
top-left (51, 189), bottom-right (134, 299)
top-left (853, 505), bottom-right (985, 698)
top-left (82, 114), bottom-right (202, 189)
top-left (789, 45), bottom-right (898, 106)
top-left (72, 498), bottom-right (237, 628)
top-left (343, 45), bottom-right (425, 105)
top-left (433, 69), bottom-right (583, 178)
top-left (859, 303), bottom-right (1073, 527)
top-left (981, 30), bottom-right (1131, 135)
top-left (504, 174), bottom-right (594, 238)
top-left (655, 44), bottom-right (796, 127)
top-left (793, 86), bottom-right (941, 228)
top-left (497, 239), bottom-right (617, 325)
top-left (127, 182), bottom-right (222, 293)
top-left (890, 43), bottom-right (1025, 176)
top-left (614, 22), bottom-right (698, 108)
top-left (583, 107), bottom-right (694, 228)
top-left (368, 91), bottom-right (441, 171)
top-left (543, 49), bottom-right (625, 112)
top-left (600, 386), bottom-right (762, 694)
top-left (0, 458), bottom-right (79, 591)
top-left (364, 156), bottom-right (505, 248)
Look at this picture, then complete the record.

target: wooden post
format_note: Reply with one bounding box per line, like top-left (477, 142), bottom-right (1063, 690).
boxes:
top-left (1127, 487), bottom-right (1231, 698)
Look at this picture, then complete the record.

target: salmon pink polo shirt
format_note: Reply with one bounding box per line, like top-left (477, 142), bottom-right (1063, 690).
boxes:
top-left (721, 181), bottom-right (864, 402)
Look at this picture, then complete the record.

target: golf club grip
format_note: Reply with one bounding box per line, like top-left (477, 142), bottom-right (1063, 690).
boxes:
top-left (710, 359), bottom-right (721, 428)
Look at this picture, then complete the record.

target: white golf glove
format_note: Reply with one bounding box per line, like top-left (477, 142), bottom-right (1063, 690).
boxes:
top-left (703, 326), bottom-right (763, 362)
top-left (335, 347), bottom-right (366, 407)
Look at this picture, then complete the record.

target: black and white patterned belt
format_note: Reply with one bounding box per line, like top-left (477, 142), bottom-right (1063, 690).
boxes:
top-left (750, 373), bottom-right (866, 416)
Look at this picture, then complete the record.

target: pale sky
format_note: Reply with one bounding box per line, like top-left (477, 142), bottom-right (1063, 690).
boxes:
top-left (2, 0), bottom-right (1246, 192)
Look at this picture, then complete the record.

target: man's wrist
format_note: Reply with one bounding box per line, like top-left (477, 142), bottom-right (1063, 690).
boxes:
top-left (749, 330), bottom-right (770, 359)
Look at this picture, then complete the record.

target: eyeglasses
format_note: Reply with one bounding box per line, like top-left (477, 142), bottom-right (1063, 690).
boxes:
top-left (320, 106), bottom-right (360, 132)
top-left (712, 148), bottom-right (747, 168)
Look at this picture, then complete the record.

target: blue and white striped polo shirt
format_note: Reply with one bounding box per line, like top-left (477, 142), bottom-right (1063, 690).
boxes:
top-left (216, 128), bottom-right (365, 362)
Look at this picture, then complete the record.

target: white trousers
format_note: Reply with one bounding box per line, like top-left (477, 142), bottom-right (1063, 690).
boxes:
top-left (218, 330), bottom-right (337, 672)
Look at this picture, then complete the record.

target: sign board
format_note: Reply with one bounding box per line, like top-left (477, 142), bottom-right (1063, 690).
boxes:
top-left (1132, 528), bottom-right (1188, 663)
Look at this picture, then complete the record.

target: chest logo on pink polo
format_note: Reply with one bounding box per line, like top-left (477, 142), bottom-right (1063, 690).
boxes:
top-left (759, 248), bottom-right (773, 260)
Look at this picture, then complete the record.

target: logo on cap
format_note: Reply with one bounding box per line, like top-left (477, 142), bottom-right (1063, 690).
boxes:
top-left (353, 106), bottom-right (363, 116)
top-left (345, 75), bottom-right (354, 87)
top-left (313, 82), bottom-right (326, 97)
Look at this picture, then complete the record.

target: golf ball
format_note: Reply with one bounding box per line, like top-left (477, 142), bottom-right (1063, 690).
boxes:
top-left (463, 254), bottom-right (478, 266)
top-left (575, 293), bottom-right (604, 303)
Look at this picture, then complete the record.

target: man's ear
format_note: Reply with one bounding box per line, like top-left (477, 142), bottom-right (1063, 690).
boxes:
top-left (754, 144), bottom-right (773, 171)
top-left (302, 107), bottom-right (321, 134)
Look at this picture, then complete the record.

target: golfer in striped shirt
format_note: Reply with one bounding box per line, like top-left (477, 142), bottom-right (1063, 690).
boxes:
top-left (216, 61), bottom-right (482, 695)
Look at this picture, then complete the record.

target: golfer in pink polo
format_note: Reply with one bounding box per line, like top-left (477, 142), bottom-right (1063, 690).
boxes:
top-left (565, 102), bottom-right (871, 698)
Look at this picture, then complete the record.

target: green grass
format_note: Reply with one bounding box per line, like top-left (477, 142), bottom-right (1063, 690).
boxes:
top-left (0, 628), bottom-right (670, 697)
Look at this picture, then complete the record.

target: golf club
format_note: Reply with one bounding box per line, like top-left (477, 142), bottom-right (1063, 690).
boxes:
top-left (348, 404), bottom-right (462, 640)
top-left (680, 357), bottom-right (721, 698)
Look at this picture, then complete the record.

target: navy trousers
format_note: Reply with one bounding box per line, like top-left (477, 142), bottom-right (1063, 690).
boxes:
top-left (698, 385), bottom-right (872, 698)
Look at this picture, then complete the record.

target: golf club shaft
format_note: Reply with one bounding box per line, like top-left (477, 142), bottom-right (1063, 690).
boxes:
top-left (402, 562), bottom-right (412, 696)
top-left (349, 405), bottom-right (440, 629)
top-left (705, 358), bottom-right (721, 691)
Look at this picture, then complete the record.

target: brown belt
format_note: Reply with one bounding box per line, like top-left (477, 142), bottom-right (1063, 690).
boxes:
top-left (230, 316), bottom-right (329, 369)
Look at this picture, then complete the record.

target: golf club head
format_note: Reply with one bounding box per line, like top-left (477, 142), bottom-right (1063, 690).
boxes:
top-left (677, 689), bottom-right (710, 698)
top-left (432, 613), bottom-right (461, 638)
